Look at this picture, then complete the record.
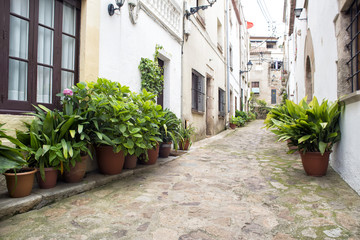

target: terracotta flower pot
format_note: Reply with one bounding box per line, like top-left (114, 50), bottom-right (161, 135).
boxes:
top-left (140, 144), bottom-right (159, 165)
top-left (96, 145), bottom-right (124, 175)
top-left (63, 155), bottom-right (88, 183)
top-left (300, 151), bottom-right (331, 177)
top-left (159, 142), bottom-right (172, 158)
top-left (124, 154), bottom-right (137, 169)
top-left (179, 139), bottom-right (190, 150)
top-left (36, 167), bottom-right (58, 189)
top-left (229, 123), bottom-right (237, 129)
top-left (3, 168), bottom-right (37, 198)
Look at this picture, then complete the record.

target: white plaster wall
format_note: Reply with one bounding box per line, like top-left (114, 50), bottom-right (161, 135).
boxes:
top-left (307, 0), bottom-right (338, 101)
top-left (229, 4), bottom-right (241, 116)
top-left (292, 24), bottom-right (307, 103)
top-left (332, 100), bottom-right (360, 194)
top-left (98, 0), bottom-right (182, 117)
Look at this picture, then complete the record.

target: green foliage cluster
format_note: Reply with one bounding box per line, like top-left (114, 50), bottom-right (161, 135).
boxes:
top-left (0, 124), bottom-right (27, 174)
top-left (159, 109), bottom-right (181, 148)
top-left (230, 116), bottom-right (245, 127)
top-left (178, 123), bottom-right (195, 147)
top-left (264, 97), bottom-right (343, 155)
top-left (139, 45), bottom-right (164, 95)
top-left (0, 77), bottom-right (185, 175)
top-left (16, 105), bottom-right (91, 180)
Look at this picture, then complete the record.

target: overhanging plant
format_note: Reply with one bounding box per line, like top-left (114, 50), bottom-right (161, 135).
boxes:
top-left (139, 44), bottom-right (164, 96)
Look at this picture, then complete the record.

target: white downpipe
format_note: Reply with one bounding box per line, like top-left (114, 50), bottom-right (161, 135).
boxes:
top-left (226, 0), bottom-right (230, 114)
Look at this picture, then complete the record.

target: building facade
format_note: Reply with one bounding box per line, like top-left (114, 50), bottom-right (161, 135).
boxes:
top-left (284, 0), bottom-right (360, 194)
top-left (250, 36), bottom-right (284, 106)
top-left (182, 0), bottom-right (250, 140)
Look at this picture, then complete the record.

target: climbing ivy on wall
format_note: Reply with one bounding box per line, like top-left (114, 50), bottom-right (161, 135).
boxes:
top-left (139, 45), bottom-right (164, 96)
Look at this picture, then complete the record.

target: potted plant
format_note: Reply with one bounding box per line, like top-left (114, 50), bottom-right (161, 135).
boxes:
top-left (0, 124), bottom-right (35, 198)
top-left (178, 123), bottom-right (195, 150)
top-left (265, 97), bottom-right (343, 176)
top-left (134, 90), bottom-right (163, 165)
top-left (58, 85), bottom-right (93, 182)
top-left (16, 105), bottom-right (79, 188)
top-left (229, 116), bottom-right (238, 129)
top-left (87, 78), bottom-right (132, 175)
top-left (158, 109), bottom-right (181, 158)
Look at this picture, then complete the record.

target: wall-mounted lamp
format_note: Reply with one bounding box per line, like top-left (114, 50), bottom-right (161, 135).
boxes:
top-left (108, 0), bottom-right (125, 16)
top-left (185, 0), bottom-right (216, 19)
top-left (294, 8), bottom-right (307, 20)
top-left (240, 61), bottom-right (253, 74)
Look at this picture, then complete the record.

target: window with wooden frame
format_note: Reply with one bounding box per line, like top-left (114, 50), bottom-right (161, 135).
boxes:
top-left (0, 0), bottom-right (81, 113)
top-left (347, 0), bottom-right (360, 92)
top-left (191, 70), bottom-right (205, 112)
top-left (218, 88), bottom-right (225, 117)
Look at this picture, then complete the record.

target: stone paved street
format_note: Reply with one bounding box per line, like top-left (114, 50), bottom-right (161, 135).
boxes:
top-left (1, 120), bottom-right (360, 239)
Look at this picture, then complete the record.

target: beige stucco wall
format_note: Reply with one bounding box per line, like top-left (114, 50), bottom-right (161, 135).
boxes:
top-left (80, 0), bottom-right (100, 83)
top-left (182, 0), bottom-right (227, 140)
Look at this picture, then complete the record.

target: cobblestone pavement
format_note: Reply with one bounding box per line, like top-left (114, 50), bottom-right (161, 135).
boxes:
top-left (1, 120), bottom-right (360, 240)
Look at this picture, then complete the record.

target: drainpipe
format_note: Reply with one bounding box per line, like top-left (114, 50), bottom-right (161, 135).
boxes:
top-left (226, 0), bottom-right (230, 115)
top-left (239, 9), bottom-right (242, 111)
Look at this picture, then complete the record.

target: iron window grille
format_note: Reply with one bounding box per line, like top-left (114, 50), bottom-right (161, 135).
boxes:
top-left (218, 88), bottom-right (226, 117)
top-left (346, 0), bottom-right (360, 92)
top-left (191, 70), bottom-right (205, 112)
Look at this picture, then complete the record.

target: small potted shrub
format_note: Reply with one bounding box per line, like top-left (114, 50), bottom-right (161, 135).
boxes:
top-left (178, 123), bottom-right (195, 150)
top-left (265, 97), bottom-right (343, 176)
top-left (158, 109), bottom-right (181, 158)
top-left (87, 78), bottom-right (132, 175)
top-left (134, 90), bottom-right (163, 165)
top-left (229, 116), bottom-right (238, 129)
top-left (0, 124), bottom-right (35, 198)
top-left (58, 85), bottom-right (93, 182)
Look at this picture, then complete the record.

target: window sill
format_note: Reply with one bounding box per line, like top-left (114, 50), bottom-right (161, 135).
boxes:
top-left (340, 90), bottom-right (360, 105)
top-left (192, 109), bottom-right (205, 115)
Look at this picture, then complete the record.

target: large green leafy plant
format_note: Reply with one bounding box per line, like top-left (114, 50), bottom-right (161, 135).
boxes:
top-left (265, 97), bottom-right (343, 155)
top-left (86, 78), bottom-right (163, 158)
top-left (16, 105), bottom-right (89, 180)
top-left (139, 45), bottom-right (164, 95)
top-left (0, 124), bottom-right (27, 174)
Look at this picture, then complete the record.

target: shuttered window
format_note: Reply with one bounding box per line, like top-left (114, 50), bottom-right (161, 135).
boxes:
top-left (191, 70), bottom-right (205, 112)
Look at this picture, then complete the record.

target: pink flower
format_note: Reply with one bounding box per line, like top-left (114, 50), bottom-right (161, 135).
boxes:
top-left (63, 88), bottom-right (73, 96)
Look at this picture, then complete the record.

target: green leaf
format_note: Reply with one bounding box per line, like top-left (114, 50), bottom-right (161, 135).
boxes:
top-left (78, 124), bottom-right (83, 134)
top-left (119, 124), bottom-right (126, 133)
top-left (61, 139), bottom-right (68, 159)
top-left (319, 141), bottom-right (327, 155)
top-left (298, 135), bottom-right (311, 144)
top-left (70, 130), bottom-right (76, 138)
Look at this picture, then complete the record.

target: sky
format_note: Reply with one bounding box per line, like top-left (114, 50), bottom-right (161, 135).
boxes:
top-left (241, 0), bottom-right (285, 38)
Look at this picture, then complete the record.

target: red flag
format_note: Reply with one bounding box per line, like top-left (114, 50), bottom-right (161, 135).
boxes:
top-left (247, 21), bottom-right (254, 29)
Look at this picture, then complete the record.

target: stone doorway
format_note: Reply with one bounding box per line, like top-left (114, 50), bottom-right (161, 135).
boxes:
top-left (206, 77), bottom-right (214, 136)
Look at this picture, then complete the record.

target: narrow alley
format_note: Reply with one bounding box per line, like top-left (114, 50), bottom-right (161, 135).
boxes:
top-left (0, 120), bottom-right (359, 239)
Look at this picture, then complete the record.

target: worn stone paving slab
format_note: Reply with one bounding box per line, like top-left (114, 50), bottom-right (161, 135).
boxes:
top-left (0, 120), bottom-right (360, 239)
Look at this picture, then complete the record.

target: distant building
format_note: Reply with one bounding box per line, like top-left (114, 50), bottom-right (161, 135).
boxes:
top-left (249, 36), bottom-right (285, 106)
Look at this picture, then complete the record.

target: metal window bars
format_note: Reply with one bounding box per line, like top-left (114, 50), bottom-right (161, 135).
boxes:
top-left (346, 0), bottom-right (360, 92)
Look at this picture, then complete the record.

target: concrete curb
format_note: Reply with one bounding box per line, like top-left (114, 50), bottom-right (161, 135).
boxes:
top-left (0, 156), bottom-right (179, 220)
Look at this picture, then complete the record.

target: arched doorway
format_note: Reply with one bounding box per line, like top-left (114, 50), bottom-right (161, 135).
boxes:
top-left (304, 29), bottom-right (315, 103)
top-left (305, 56), bottom-right (313, 102)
